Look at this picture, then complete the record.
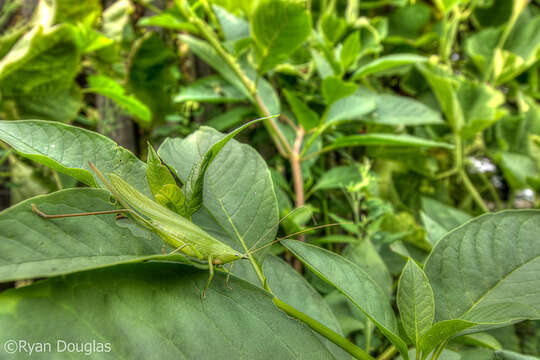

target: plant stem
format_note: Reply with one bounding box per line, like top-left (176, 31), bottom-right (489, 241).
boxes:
top-left (179, 0), bottom-right (292, 157)
top-left (459, 169), bottom-right (489, 212)
top-left (477, 170), bottom-right (502, 209)
top-left (273, 297), bottom-right (375, 360)
top-left (291, 127), bottom-right (306, 272)
top-left (430, 341), bottom-right (447, 360)
top-left (377, 345), bottom-right (397, 360)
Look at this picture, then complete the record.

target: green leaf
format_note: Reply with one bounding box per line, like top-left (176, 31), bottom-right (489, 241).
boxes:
top-left (325, 94), bottom-right (376, 125)
top-left (158, 126), bottom-right (279, 252)
top-left (344, 239), bottom-right (393, 297)
top-left (214, 5), bottom-right (250, 42)
top-left (102, 0), bottom-right (134, 42)
top-left (456, 333), bottom-right (502, 350)
top-left (352, 54), bottom-right (428, 79)
top-left (0, 262), bottom-right (335, 359)
top-left (138, 12), bottom-right (198, 32)
top-left (181, 34), bottom-right (248, 96)
top-left (0, 188), bottom-right (170, 282)
top-left (312, 165), bottom-right (367, 192)
top-left (0, 120), bottom-right (150, 195)
top-left (322, 76), bottom-right (358, 105)
top-left (323, 134), bottom-right (455, 152)
top-left (283, 89), bottom-right (319, 131)
top-left (364, 94), bottom-right (443, 126)
top-left (340, 31), bottom-right (361, 71)
top-left (397, 260), bottom-right (435, 346)
top-left (282, 240), bottom-right (409, 359)
top-left (54, 0), bottom-right (101, 26)
top-left (251, 0), bottom-right (311, 73)
top-left (174, 75), bottom-right (247, 103)
top-left (425, 211), bottom-right (540, 324)
top-left (420, 197), bottom-right (472, 246)
top-left (9, 85), bottom-right (82, 122)
top-left (0, 24), bottom-right (81, 121)
top-left (495, 152), bottom-right (539, 190)
top-left (86, 75), bottom-right (152, 126)
top-left (320, 13), bottom-right (347, 45)
top-left (420, 319), bottom-right (476, 357)
top-left (263, 256), bottom-right (351, 359)
top-left (0, 25), bottom-right (79, 95)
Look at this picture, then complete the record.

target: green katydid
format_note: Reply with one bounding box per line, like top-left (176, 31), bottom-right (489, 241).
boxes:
top-left (29, 117), bottom-right (279, 298)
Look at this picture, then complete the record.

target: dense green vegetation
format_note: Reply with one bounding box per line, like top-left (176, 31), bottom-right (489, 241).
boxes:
top-left (0, 0), bottom-right (539, 359)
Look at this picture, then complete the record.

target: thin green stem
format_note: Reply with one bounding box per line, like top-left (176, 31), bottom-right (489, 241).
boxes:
top-left (477, 170), bottom-right (502, 210)
top-left (460, 169), bottom-right (489, 212)
top-left (178, 0), bottom-right (292, 157)
top-left (430, 341), bottom-right (448, 360)
top-left (376, 345), bottom-right (397, 360)
top-left (273, 297), bottom-right (375, 360)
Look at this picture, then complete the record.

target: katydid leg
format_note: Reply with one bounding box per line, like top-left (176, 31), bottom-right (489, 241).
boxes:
top-left (203, 256), bottom-right (214, 299)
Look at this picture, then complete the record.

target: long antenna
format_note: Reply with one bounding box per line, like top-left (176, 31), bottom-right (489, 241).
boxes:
top-left (246, 205), bottom-right (310, 254)
top-left (245, 222), bottom-right (351, 256)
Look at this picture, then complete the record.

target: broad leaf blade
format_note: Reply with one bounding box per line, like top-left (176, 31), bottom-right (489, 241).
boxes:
top-left (424, 211), bottom-right (540, 324)
top-left (283, 240), bottom-right (409, 359)
top-left (0, 263), bottom-right (336, 359)
top-left (0, 120), bottom-right (150, 195)
top-left (397, 260), bottom-right (435, 346)
top-left (352, 54), bottom-right (428, 79)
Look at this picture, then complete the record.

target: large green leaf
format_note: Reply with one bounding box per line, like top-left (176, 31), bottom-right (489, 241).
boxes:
top-left (425, 211), bottom-right (540, 324)
top-left (324, 94), bottom-right (376, 126)
top-left (85, 75), bottom-right (152, 126)
top-left (158, 127), bottom-right (279, 252)
top-left (250, 0), bottom-right (311, 73)
top-left (352, 54), bottom-right (428, 79)
top-left (283, 240), bottom-right (409, 359)
top-left (263, 256), bottom-right (350, 359)
top-left (0, 188), bottom-right (168, 282)
top-left (397, 260), bottom-right (435, 346)
top-left (0, 120), bottom-right (150, 195)
top-left (0, 262), bottom-right (336, 359)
